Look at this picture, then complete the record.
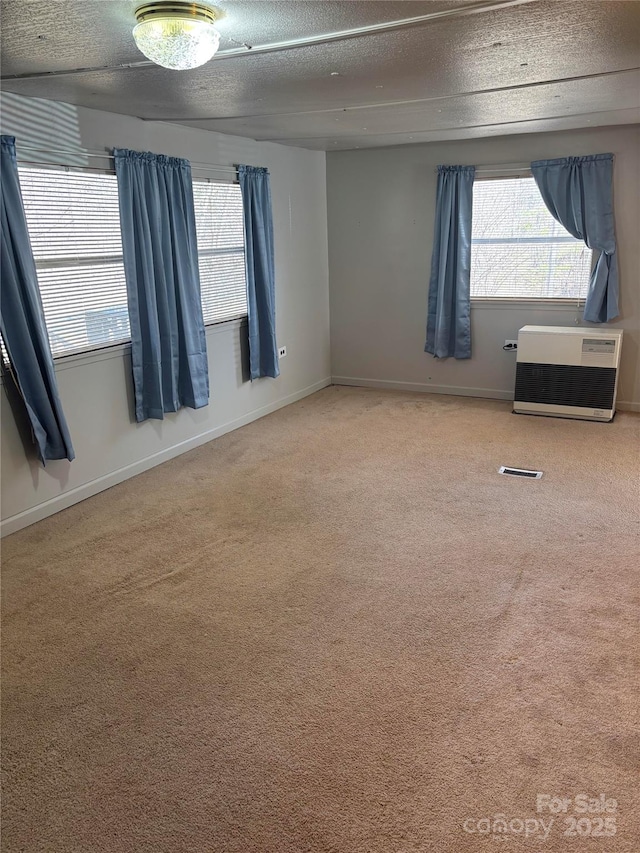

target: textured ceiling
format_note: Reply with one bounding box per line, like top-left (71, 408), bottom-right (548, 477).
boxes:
top-left (1, 0), bottom-right (639, 150)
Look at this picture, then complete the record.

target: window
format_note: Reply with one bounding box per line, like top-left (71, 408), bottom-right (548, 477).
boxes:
top-left (18, 167), bottom-right (130, 358)
top-left (470, 176), bottom-right (592, 300)
top-left (18, 168), bottom-right (247, 361)
top-left (192, 179), bottom-right (247, 324)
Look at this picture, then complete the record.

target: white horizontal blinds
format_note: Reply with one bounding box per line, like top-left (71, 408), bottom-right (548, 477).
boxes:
top-left (193, 179), bottom-right (247, 324)
top-left (471, 177), bottom-right (592, 299)
top-left (18, 166), bottom-right (130, 357)
top-left (16, 168), bottom-right (245, 359)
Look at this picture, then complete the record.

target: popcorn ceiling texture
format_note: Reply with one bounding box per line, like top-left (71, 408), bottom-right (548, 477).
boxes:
top-left (1, 1), bottom-right (639, 149)
top-left (2, 386), bottom-right (639, 852)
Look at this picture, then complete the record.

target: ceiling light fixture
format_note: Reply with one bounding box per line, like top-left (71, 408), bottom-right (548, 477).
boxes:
top-left (133, 2), bottom-right (225, 70)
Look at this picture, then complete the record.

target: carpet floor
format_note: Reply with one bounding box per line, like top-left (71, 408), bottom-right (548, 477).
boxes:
top-left (2, 387), bottom-right (639, 852)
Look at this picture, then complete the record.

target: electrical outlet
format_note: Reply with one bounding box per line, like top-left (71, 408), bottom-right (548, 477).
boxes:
top-left (504, 340), bottom-right (518, 350)
top-left (278, 346), bottom-right (287, 358)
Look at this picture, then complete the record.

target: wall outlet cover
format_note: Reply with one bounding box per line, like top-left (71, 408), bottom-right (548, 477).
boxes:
top-left (278, 346), bottom-right (287, 358)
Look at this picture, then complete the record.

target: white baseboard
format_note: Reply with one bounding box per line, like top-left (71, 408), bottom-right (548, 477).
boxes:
top-left (331, 375), bottom-right (513, 401)
top-left (332, 376), bottom-right (640, 412)
top-left (1, 377), bottom-right (331, 538)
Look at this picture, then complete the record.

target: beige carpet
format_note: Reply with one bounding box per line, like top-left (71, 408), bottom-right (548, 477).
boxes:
top-left (2, 387), bottom-right (639, 852)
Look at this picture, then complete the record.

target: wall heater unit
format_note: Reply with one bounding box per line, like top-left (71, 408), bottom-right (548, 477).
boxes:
top-left (514, 326), bottom-right (623, 422)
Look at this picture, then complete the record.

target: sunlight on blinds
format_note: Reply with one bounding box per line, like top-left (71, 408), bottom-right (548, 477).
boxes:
top-left (19, 167), bottom-right (129, 357)
top-left (193, 180), bottom-right (247, 324)
top-left (17, 168), bottom-right (248, 360)
top-left (471, 177), bottom-right (592, 299)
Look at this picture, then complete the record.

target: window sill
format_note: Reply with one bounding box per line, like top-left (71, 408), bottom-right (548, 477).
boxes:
top-left (52, 341), bottom-right (132, 371)
top-left (1, 316), bottom-right (249, 382)
top-left (471, 299), bottom-right (584, 311)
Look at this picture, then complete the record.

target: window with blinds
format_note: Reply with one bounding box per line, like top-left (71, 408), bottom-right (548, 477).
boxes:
top-left (193, 179), bottom-right (247, 325)
top-left (470, 177), bottom-right (592, 300)
top-left (17, 167), bottom-right (247, 360)
top-left (18, 167), bottom-right (130, 358)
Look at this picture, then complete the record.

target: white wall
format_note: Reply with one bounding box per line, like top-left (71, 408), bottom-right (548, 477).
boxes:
top-left (1, 93), bottom-right (330, 534)
top-left (327, 125), bottom-right (640, 408)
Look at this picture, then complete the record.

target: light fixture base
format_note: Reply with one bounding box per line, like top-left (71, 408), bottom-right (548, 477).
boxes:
top-left (134, 2), bottom-right (225, 27)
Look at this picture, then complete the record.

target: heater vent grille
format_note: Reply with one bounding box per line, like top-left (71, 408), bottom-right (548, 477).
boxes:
top-left (515, 363), bottom-right (616, 410)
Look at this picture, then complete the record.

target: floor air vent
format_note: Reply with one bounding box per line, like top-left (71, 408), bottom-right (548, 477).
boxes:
top-left (499, 466), bottom-right (543, 479)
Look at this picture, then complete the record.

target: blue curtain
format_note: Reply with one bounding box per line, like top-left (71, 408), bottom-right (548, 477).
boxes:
top-left (425, 165), bottom-right (475, 359)
top-left (114, 148), bottom-right (209, 422)
top-left (0, 135), bottom-right (75, 463)
top-left (531, 154), bottom-right (618, 323)
top-left (237, 165), bottom-right (279, 380)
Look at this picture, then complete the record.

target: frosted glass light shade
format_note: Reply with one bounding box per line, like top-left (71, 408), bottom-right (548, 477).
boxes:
top-left (133, 16), bottom-right (221, 70)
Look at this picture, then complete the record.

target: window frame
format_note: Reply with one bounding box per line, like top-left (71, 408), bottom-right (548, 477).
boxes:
top-left (191, 175), bottom-right (248, 329)
top-left (17, 163), bottom-right (131, 361)
top-left (17, 163), bottom-right (248, 364)
top-left (470, 172), bottom-right (592, 306)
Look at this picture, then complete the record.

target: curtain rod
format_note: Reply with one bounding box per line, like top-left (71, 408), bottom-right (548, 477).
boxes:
top-left (433, 164), bottom-right (531, 175)
top-left (474, 164), bottom-right (531, 174)
top-left (14, 144), bottom-right (239, 175)
top-left (16, 158), bottom-right (114, 173)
